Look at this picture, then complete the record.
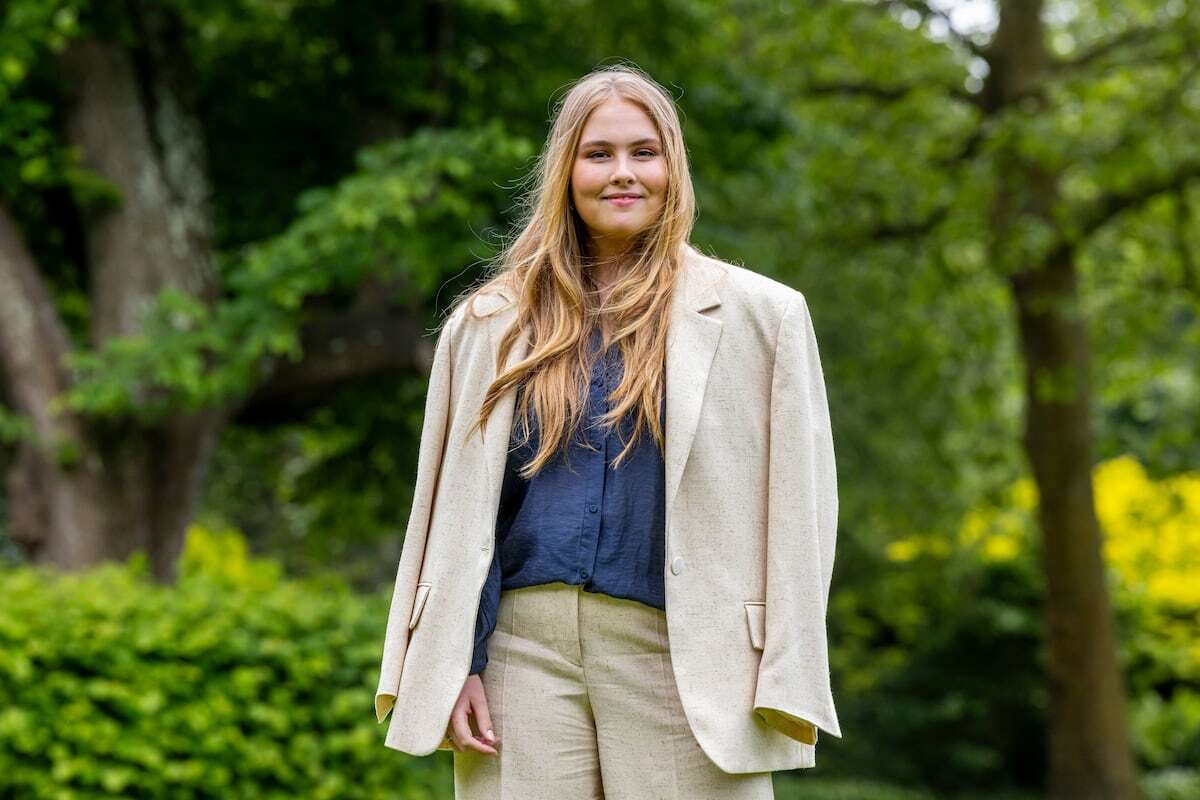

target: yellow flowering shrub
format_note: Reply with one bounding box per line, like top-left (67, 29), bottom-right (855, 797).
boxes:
top-left (1094, 456), bottom-right (1200, 608)
top-left (885, 454), bottom-right (1200, 610)
top-left (825, 454), bottom-right (1200, 785)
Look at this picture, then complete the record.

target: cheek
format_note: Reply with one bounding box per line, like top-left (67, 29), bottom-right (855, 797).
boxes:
top-left (648, 176), bottom-right (669, 206)
top-left (644, 164), bottom-right (669, 195)
top-left (572, 163), bottom-right (602, 194)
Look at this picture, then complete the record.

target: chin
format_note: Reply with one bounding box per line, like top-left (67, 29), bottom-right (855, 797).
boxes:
top-left (600, 221), bottom-right (648, 236)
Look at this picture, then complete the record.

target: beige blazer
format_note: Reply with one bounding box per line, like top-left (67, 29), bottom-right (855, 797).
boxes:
top-left (375, 243), bottom-right (842, 773)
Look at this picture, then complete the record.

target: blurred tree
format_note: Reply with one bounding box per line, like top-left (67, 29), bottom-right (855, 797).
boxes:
top-left (0, 0), bottom-right (1197, 795)
top-left (0, 1), bottom-right (229, 580)
top-left (0, 1), bottom-right (531, 581)
top-left (784, 1), bottom-right (1198, 797)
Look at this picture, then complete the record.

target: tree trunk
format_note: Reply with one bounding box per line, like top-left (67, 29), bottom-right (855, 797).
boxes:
top-left (0, 7), bottom-right (432, 581)
top-left (54, 10), bottom-right (223, 582)
top-left (990, 1), bottom-right (1142, 797)
top-left (0, 6), bottom-right (226, 583)
top-left (0, 210), bottom-right (110, 568)
top-left (1010, 257), bottom-right (1141, 800)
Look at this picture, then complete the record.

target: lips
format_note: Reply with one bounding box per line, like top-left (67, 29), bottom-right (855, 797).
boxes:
top-left (604, 194), bottom-right (642, 206)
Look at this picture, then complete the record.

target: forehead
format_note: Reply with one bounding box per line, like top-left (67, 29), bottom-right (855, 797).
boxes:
top-left (579, 98), bottom-right (659, 142)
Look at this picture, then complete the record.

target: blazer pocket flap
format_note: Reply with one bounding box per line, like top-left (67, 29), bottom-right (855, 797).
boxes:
top-left (744, 601), bottom-right (765, 650)
top-left (409, 582), bottom-right (433, 631)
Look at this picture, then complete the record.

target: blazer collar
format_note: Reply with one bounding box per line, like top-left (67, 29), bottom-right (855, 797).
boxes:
top-left (482, 243), bottom-right (726, 532)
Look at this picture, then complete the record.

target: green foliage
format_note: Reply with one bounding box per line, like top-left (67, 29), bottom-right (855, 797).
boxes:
top-left (1140, 769), bottom-right (1200, 800)
top-left (194, 376), bottom-right (439, 587)
top-left (0, 0), bottom-right (86, 196)
top-left (0, 405), bottom-right (35, 445)
top-left (827, 520), bottom-right (1047, 791)
top-left (774, 775), bottom-right (1057, 800)
top-left (0, 527), bottom-right (450, 799)
top-left (5, 503), bottom-right (1199, 798)
top-left (2, 0), bottom-right (1198, 793)
top-left (3, 0), bottom-right (1193, 574)
top-left (178, 520), bottom-right (285, 590)
top-left (56, 122), bottom-right (534, 422)
top-left (194, 360), bottom-right (437, 587)
top-left (773, 776), bottom-right (979, 800)
top-left (825, 456), bottom-right (1200, 794)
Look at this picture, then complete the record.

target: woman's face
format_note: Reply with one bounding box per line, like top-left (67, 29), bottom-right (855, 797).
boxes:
top-left (570, 97), bottom-right (668, 256)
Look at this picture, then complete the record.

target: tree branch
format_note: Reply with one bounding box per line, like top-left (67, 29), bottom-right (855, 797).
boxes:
top-left (803, 78), bottom-right (977, 106)
top-left (0, 205), bottom-right (76, 440)
top-left (232, 304), bottom-right (434, 425)
top-left (1050, 17), bottom-right (1186, 74)
top-left (1051, 160), bottom-right (1200, 266)
top-left (870, 203), bottom-right (951, 242)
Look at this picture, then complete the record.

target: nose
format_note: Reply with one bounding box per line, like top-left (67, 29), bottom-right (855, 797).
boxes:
top-left (609, 154), bottom-right (636, 183)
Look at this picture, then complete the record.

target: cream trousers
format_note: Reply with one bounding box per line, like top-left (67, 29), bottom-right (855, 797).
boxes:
top-left (452, 582), bottom-right (775, 799)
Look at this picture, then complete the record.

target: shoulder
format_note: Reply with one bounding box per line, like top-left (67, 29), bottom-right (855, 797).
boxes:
top-left (684, 244), bottom-right (807, 346)
top-left (435, 283), bottom-right (516, 355)
top-left (687, 244), bottom-right (802, 312)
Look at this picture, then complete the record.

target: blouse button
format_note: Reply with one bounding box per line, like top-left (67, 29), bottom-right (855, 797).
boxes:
top-left (671, 556), bottom-right (684, 575)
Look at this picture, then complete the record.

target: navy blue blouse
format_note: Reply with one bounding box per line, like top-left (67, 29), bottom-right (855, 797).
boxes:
top-left (469, 326), bottom-right (667, 674)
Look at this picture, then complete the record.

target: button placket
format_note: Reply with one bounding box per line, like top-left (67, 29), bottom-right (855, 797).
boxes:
top-left (589, 346), bottom-right (613, 583)
top-left (577, 331), bottom-right (607, 586)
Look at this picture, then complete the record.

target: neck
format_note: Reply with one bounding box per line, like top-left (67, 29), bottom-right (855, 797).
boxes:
top-left (583, 239), bottom-right (636, 290)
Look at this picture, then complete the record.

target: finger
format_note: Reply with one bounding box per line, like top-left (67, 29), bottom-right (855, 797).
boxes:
top-left (471, 692), bottom-right (498, 746)
top-left (449, 708), bottom-right (469, 753)
top-left (453, 711), bottom-right (497, 756)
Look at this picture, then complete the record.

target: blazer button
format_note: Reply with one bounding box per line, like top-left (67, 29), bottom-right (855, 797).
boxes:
top-left (671, 556), bottom-right (684, 575)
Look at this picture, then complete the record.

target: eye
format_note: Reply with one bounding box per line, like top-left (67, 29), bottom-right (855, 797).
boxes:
top-left (585, 148), bottom-right (658, 159)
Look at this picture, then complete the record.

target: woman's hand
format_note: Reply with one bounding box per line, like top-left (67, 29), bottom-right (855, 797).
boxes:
top-left (446, 674), bottom-right (500, 756)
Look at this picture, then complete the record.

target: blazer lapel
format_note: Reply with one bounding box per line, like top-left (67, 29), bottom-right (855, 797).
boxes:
top-left (663, 251), bottom-right (723, 526)
top-left (481, 245), bottom-right (724, 533)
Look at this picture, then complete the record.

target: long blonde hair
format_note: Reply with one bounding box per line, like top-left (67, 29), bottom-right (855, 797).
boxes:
top-left (453, 63), bottom-right (697, 477)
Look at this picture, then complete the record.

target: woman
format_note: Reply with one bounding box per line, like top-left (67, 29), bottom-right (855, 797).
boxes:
top-left (374, 64), bottom-right (841, 799)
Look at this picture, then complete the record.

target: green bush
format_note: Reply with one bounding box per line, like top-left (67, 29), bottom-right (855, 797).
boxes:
top-left (825, 541), bottom-right (1046, 792)
top-left (0, 526), bottom-right (449, 799)
top-left (821, 457), bottom-right (1200, 794)
top-left (5, 454), bottom-right (1196, 800)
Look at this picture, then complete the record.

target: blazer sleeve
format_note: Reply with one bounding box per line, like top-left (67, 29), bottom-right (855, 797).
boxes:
top-left (375, 316), bottom-right (455, 724)
top-left (469, 548), bottom-right (501, 674)
top-left (752, 292), bottom-right (842, 745)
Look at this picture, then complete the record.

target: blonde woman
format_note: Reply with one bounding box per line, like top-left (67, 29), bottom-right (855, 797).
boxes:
top-left (375, 63), bottom-right (842, 799)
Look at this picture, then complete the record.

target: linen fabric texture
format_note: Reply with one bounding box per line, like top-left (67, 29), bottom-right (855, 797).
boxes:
top-left (454, 582), bottom-right (775, 799)
top-left (374, 243), bottom-right (841, 773)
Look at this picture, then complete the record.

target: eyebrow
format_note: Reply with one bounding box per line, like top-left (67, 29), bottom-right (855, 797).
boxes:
top-left (578, 137), bottom-right (662, 150)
